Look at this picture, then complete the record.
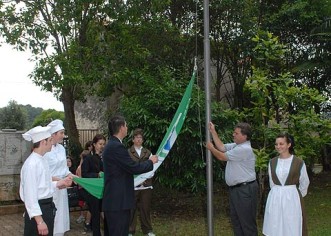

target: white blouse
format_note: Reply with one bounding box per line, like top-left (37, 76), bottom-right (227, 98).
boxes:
top-left (269, 155), bottom-right (310, 197)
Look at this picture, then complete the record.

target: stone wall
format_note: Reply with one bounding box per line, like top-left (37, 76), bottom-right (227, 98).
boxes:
top-left (74, 96), bottom-right (108, 130)
top-left (74, 89), bottom-right (124, 132)
top-left (0, 130), bottom-right (30, 201)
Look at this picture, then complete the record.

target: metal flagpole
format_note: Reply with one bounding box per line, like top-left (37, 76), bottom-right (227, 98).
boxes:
top-left (203, 0), bottom-right (214, 235)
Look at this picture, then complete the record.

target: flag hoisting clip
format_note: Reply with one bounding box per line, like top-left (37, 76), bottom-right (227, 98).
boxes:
top-left (194, 57), bottom-right (198, 71)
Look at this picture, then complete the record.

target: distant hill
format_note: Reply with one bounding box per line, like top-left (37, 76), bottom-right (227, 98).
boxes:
top-left (0, 101), bottom-right (64, 130)
top-left (21, 104), bottom-right (44, 128)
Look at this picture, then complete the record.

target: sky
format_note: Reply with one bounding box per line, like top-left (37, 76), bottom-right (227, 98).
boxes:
top-left (0, 44), bottom-right (64, 111)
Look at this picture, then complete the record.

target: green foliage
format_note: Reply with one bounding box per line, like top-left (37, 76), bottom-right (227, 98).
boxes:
top-left (245, 30), bottom-right (331, 171)
top-left (124, 172), bottom-right (331, 236)
top-left (0, 100), bottom-right (27, 130)
top-left (120, 68), bottom-right (244, 192)
top-left (208, 0), bottom-right (259, 108)
top-left (252, 31), bottom-right (287, 68)
top-left (21, 105), bottom-right (43, 128)
top-left (32, 109), bottom-right (65, 127)
top-left (288, 112), bottom-right (331, 166)
top-left (253, 147), bottom-right (272, 173)
top-left (0, 0), bottom-right (329, 195)
top-left (120, 69), bottom-right (205, 192)
top-left (0, 1), bottom-right (107, 166)
top-left (260, 0), bottom-right (331, 114)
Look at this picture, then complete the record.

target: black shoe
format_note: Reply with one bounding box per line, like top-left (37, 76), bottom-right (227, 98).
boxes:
top-left (84, 222), bottom-right (92, 232)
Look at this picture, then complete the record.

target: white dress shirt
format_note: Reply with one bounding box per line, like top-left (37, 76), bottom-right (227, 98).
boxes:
top-left (20, 152), bottom-right (57, 218)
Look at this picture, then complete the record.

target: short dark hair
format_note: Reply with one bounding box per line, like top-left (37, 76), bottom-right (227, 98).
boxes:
top-left (132, 128), bottom-right (143, 139)
top-left (32, 137), bottom-right (50, 149)
top-left (32, 141), bottom-right (41, 149)
top-left (276, 133), bottom-right (295, 154)
top-left (235, 122), bottom-right (252, 140)
top-left (84, 140), bottom-right (93, 150)
top-left (108, 115), bottom-right (126, 136)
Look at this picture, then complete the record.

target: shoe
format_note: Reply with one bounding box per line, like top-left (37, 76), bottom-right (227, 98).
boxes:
top-left (146, 232), bottom-right (156, 236)
top-left (76, 215), bottom-right (85, 223)
top-left (128, 234), bottom-right (133, 236)
top-left (84, 222), bottom-right (92, 232)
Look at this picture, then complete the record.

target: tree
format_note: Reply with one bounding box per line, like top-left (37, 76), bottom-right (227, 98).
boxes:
top-left (0, 100), bottom-right (27, 130)
top-left (258, 0), bottom-right (331, 113)
top-left (0, 1), bottom-right (112, 157)
top-left (246, 30), bottom-right (330, 164)
top-left (21, 104), bottom-right (43, 128)
top-left (32, 109), bottom-right (65, 127)
top-left (208, 0), bottom-right (259, 109)
top-left (120, 68), bottom-right (242, 192)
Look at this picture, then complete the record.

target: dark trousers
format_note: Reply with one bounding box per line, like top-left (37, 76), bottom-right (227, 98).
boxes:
top-left (229, 181), bottom-right (258, 236)
top-left (24, 198), bottom-right (56, 236)
top-left (129, 189), bottom-right (153, 234)
top-left (85, 191), bottom-right (102, 236)
top-left (104, 209), bottom-right (130, 236)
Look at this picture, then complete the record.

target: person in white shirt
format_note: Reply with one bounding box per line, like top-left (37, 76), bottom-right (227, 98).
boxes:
top-left (20, 126), bottom-right (72, 236)
top-left (206, 122), bottom-right (258, 236)
top-left (263, 133), bottom-right (310, 236)
top-left (128, 128), bottom-right (156, 236)
top-left (44, 119), bottom-right (75, 236)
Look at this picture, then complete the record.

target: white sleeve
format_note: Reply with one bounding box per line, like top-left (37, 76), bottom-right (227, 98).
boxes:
top-left (21, 166), bottom-right (42, 218)
top-left (44, 152), bottom-right (57, 175)
top-left (52, 181), bottom-right (58, 191)
top-left (299, 162), bottom-right (310, 197)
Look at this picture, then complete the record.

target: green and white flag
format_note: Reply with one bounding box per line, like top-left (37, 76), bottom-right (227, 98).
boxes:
top-left (134, 71), bottom-right (196, 186)
top-left (74, 71), bottom-right (196, 199)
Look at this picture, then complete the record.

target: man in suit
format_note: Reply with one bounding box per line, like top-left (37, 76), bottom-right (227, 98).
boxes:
top-left (102, 115), bottom-right (158, 236)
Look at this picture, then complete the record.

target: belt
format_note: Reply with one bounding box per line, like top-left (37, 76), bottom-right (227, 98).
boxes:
top-left (229, 180), bottom-right (256, 189)
top-left (38, 197), bottom-right (53, 205)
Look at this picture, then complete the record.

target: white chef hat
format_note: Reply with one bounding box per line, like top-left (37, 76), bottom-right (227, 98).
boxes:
top-left (47, 119), bottom-right (65, 134)
top-left (22, 126), bottom-right (52, 143)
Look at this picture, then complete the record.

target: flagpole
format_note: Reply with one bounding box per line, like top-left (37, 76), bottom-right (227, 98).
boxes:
top-left (203, 0), bottom-right (214, 235)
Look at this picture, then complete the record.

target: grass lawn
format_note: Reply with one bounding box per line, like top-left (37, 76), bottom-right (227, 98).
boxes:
top-left (305, 172), bottom-right (331, 236)
top-left (132, 171), bottom-right (331, 236)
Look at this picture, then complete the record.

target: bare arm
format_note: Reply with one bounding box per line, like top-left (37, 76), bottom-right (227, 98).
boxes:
top-left (34, 215), bottom-right (48, 235)
top-left (205, 141), bottom-right (228, 161)
top-left (209, 122), bottom-right (226, 152)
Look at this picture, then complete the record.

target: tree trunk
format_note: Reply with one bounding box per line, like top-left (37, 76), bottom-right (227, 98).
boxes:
top-left (62, 86), bottom-right (82, 161)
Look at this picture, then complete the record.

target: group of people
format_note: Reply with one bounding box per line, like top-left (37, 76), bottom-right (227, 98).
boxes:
top-left (20, 115), bottom-right (158, 236)
top-left (206, 122), bottom-right (310, 236)
top-left (20, 120), bottom-right (74, 236)
top-left (20, 115), bottom-right (310, 236)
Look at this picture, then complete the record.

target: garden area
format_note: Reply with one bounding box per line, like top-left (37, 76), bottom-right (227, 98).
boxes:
top-left (139, 171), bottom-right (331, 236)
top-left (0, 2), bottom-right (330, 235)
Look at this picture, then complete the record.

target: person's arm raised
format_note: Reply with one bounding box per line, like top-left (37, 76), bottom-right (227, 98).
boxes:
top-left (209, 122), bottom-right (226, 152)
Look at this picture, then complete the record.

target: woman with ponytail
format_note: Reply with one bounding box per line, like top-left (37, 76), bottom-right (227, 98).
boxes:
top-left (263, 133), bottom-right (310, 236)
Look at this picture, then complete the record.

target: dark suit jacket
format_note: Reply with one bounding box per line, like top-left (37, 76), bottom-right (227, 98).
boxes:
top-left (102, 136), bottom-right (153, 211)
top-left (81, 152), bottom-right (103, 178)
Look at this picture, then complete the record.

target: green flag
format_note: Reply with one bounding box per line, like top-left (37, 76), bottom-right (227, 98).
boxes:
top-left (73, 177), bottom-right (104, 199)
top-left (134, 70), bottom-right (196, 186)
top-left (74, 71), bottom-right (196, 199)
